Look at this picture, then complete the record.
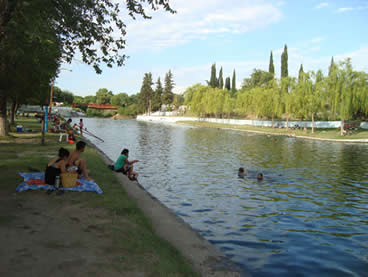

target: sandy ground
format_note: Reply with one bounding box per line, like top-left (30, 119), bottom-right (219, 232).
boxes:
top-left (0, 191), bottom-right (143, 277)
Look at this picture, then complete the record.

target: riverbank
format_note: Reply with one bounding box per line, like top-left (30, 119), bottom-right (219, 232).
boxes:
top-left (178, 121), bottom-right (368, 142)
top-left (0, 118), bottom-right (243, 276)
top-left (136, 115), bottom-right (368, 143)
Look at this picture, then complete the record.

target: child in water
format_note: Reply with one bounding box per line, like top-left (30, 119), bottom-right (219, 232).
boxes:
top-left (238, 167), bottom-right (248, 178)
top-left (257, 173), bottom-right (263, 180)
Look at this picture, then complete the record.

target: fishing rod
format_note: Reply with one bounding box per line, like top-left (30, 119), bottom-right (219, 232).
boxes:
top-left (81, 127), bottom-right (105, 142)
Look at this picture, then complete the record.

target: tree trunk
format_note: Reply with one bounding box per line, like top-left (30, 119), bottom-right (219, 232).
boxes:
top-left (10, 101), bottom-right (17, 124)
top-left (272, 116), bottom-right (274, 128)
top-left (0, 94), bottom-right (8, 137)
top-left (286, 117), bottom-right (289, 130)
top-left (312, 112), bottom-right (315, 134)
top-left (341, 120), bottom-right (344, 136)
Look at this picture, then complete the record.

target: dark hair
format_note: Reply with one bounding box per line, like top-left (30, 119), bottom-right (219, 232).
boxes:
top-left (257, 173), bottom-right (263, 180)
top-left (67, 119), bottom-right (72, 123)
top-left (238, 167), bottom-right (244, 173)
top-left (58, 147), bottom-right (70, 158)
top-left (121, 148), bottom-right (129, 155)
top-left (76, 141), bottom-right (86, 150)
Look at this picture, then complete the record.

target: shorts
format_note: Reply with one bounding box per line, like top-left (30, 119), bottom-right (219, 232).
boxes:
top-left (115, 165), bottom-right (130, 175)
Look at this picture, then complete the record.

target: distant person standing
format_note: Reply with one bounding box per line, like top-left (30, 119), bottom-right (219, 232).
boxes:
top-left (79, 119), bottom-right (84, 136)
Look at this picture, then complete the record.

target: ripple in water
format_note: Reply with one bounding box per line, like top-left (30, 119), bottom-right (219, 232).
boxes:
top-left (82, 118), bottom-right (368, 277)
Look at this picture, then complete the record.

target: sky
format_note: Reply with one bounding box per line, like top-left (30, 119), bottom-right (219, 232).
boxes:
top-left (56, 0), bottom-right (368, 97)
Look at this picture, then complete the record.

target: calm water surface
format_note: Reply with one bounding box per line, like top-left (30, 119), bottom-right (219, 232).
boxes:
top-left (82, 118), bottom-right (368, 276)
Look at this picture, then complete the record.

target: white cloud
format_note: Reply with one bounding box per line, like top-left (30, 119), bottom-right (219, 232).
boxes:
top-left (311, 37), bottom-right (324, 43)
top-left (337, 7), bottom-right (354, 13)
top-left (316, 2), bottom-right (328, 9)
top-left (122, 0), bottom-right (283, 52)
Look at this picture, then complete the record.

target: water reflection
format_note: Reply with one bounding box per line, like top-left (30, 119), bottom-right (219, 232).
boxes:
top-left (82, 118), bottom-right (368, 277)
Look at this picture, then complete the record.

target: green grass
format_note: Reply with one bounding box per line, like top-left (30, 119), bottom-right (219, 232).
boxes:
top-left (178, 120), bottom-right (368, 140)
top-left (0, 118), bottom-right (198, 276)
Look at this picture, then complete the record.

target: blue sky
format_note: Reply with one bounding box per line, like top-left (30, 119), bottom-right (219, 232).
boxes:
top-left (56, 0), bottom-right (368, 97)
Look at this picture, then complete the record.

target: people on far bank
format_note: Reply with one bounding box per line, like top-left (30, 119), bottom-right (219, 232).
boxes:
top-left (114, 148), bottom-right (139, 181)
top-left (67, 141), bottom-right (93, 181)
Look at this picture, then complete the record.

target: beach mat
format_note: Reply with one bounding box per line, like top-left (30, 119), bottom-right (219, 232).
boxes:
top-left (16, 172), bottom-right (103, 194)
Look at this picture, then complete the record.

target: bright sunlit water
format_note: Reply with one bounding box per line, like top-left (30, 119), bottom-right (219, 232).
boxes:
top-left (81, 118), bottom-right (368, 276)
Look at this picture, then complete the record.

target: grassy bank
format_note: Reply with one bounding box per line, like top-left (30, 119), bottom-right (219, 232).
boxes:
top-left (0, 117), bottom-right (198, 276)
top-left (178, 120), bottom-right (368, 141)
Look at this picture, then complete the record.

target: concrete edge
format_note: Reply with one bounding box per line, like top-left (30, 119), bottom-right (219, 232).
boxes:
top-left (84, 138), bottom-right (248, 277)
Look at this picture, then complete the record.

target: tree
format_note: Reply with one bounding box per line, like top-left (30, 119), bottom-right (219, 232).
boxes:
top-left (218, 67), bottom-right (224, 89)
top-left (0, 0), bottom-right (175, 136)
top-left (111, 93), bottom-right (129, 107)
top-left (209, 63), bottom-right (217, 88)
top-left (242, 69), bottom-right (273, 90)
top-left (328, 56), bottom-right (336, 77)
top-left (138, 73), bottom-right (153, 114)
top-left (96, 88), bottom-right (113, 104)
top-left (269, 51), bottom-right (275, 76)
top-left (298, 64), bottom-right (304, 83)
top-left (162, 70), bottom-right (175, 104)
top-left (225, 77), bottom-right (231, 91)
top-left (231, 70), bottom-right (237, 96)
top-left (281, 44), bottom-right (288, 78)
top-left (152, 77), bottom-right (163, 111)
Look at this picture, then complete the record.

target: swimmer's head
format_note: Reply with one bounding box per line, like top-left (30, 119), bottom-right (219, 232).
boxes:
top-left (257, 173), bottom-right (263, 180)
top-left (238, 167), bottom-right (248, 177)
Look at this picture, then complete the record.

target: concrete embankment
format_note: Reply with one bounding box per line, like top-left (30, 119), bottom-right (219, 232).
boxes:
top-left (87, 139), bottom-right (247, 277)
top-left (136, 115), bottom-right (368, 143)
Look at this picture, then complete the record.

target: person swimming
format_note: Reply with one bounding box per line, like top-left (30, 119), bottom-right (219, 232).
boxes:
top-left (257, 173), bottom-right (263, 180)
top-left (238, 167), bottom-right (248, 178)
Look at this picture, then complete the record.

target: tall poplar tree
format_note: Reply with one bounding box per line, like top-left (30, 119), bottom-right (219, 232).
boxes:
top-left (231, 70), bottom-right (237, 96)
top-left (298, 64), bottom-right (304, 82)
top-left (218, 67), bottom-right (224, 89)
top-left (328, 56), bottom-right (335, 77)
top-left (281, 44), bottom-right (288, 78)
top-left (162, 70), bottom-right (175, 104)
top-left (225, 77), bottom-right (231, 91)
top-left (269, 51), bottom-right (275, 76)
top-left (209, 63), bottom-right (217, 88)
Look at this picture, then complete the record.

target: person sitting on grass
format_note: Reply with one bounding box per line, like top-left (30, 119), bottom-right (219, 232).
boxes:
top-left (114, 148), bottom-right (139, 181)
top-left (67, 141), bottom-right (92, 181)
top-left (45, 147), bottom-right (70, 186)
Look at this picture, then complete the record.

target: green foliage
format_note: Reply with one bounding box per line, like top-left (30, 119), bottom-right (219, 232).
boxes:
top-left (225, 77), bottom-right (231, 91)
top-left (281, 44), bottom-right (288, 78)
top-left (184, 58), bottom-right (368, 122)
top-left (53, 87), bottom-right (74, 104)
top-left (152, 78), bottom-right (163, 111)
top-left (96, 88), bottom-right (113, 104)
top-left (111, 93), bottom-right (129, 107)
top-left (138, 73), bottom-right (153, 113)
top-left (218, 67), bottom-right (224, 89)
top-left (162, 70), bottom-right (175, 104)
top-left (242, 69), bottom-right (274, 90)
top-left (209, 63), bottom-right (217, 88)
top-left (231, 70), bottom-right (237, 96)
top-left (269, 51), bottom-right (275, 75)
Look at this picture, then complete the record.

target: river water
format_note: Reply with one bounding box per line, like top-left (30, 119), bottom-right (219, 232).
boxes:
top-left (81, 118), bottom-right (368, 276)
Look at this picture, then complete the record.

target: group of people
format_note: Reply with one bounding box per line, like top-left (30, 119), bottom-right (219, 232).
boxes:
top-left (45, 141), bottom-right (92, 194)
top-left (56, 117), bottom-right (84, 141)
top-left (238, 167), bottom-right (264, 180)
